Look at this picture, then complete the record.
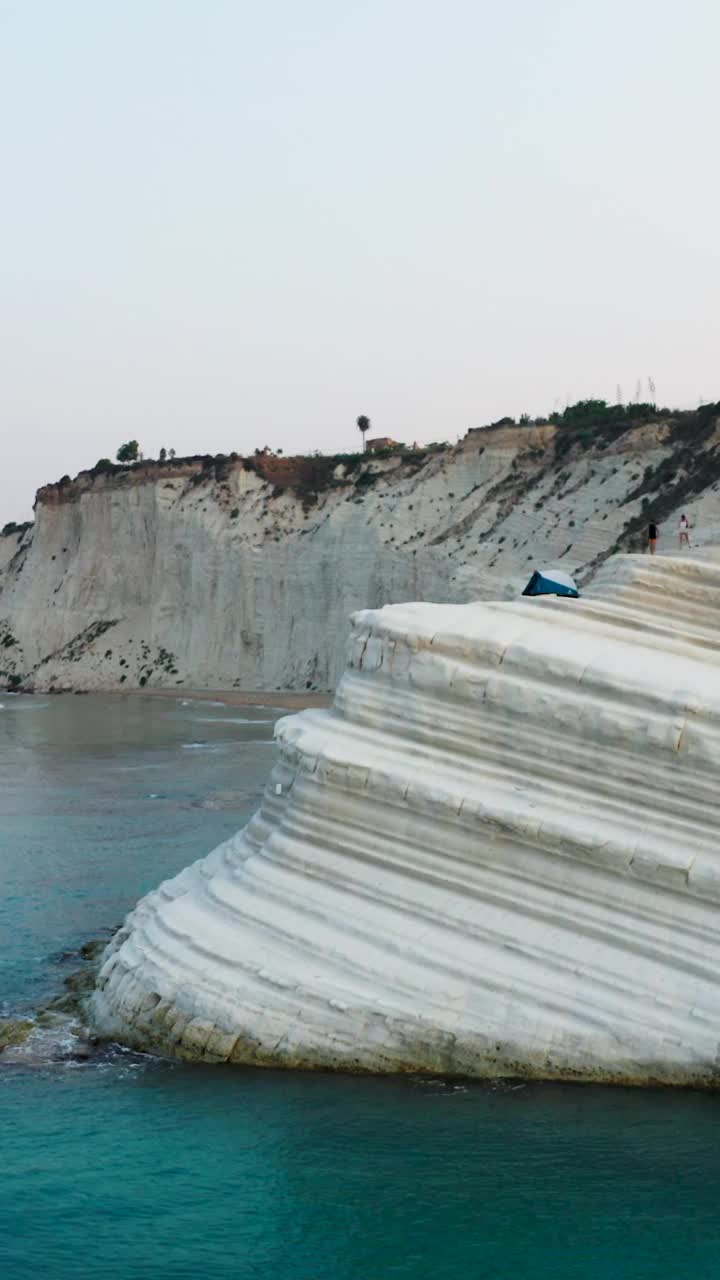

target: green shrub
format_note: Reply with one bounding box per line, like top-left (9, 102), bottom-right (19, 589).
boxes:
top-left (326, 452), bottom-right (365, 466)
top-left (116, 440), bottom-right (140, 463)
top-left (1, 521), bottom-right (32, 537)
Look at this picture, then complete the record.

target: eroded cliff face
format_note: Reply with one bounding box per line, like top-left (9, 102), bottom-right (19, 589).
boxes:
top-left (89, 552), bottom-right (720, 1084)
top-left (1, 415), bottom-right (719, 692)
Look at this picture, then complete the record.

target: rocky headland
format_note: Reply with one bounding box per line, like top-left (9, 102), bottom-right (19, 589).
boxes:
top-left (89, 550), bottom-right (720, 1085)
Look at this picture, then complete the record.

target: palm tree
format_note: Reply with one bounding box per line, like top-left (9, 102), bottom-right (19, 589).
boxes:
top-left (357, 415), bottom-right (370, 452)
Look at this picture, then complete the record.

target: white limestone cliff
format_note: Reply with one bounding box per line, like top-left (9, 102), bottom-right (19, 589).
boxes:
top-left (3, 413), bottom-right (720, 693)
top-left (90, 552), bottom-right (720, 1085)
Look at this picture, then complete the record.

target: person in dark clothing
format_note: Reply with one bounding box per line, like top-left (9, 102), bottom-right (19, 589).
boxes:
top-left (648, 522), bottom-right (658, 554)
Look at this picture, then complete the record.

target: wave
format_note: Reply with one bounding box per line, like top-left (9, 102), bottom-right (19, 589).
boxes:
top-left (193, 716), bottom-right (277, 726)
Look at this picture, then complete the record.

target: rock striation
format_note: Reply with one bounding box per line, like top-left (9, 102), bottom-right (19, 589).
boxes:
top-left (90, 552), bottom-right (720, 1085)
top-left (3, 411), bottom-right (720, 693)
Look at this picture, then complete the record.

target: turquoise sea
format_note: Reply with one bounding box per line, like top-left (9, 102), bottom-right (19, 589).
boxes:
top-left (2, 694), bottom-right (719, 1279)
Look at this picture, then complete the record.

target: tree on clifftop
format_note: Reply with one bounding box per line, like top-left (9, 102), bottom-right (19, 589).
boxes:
top-left (116, 440), bottom-right (140, 463)
top-left (357, 415), bottom-right (370, 452)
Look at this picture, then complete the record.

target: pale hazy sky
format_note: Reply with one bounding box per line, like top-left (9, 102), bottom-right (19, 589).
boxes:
top-left (2, 0), bottom-right (719, 521)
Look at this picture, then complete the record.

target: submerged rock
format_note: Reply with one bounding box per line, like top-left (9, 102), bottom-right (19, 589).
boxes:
top-left (0, 1011), bottom-right (99, 1067)
top-left (89, 554), bottom-right (720, 1085)
top-left (0, 1019), bottom-right (34, 1051)
top-left (44, 935), bottom-right (113, 1015)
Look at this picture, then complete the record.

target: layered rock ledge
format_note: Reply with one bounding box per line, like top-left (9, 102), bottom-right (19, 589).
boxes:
top-left (90, 553), bottom-right (720, 1085)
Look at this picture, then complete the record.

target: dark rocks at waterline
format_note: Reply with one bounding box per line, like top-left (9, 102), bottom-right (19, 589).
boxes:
top-left (0, 1019), bottom-right (34, 1051)
top-left (43, 934), bottom-right (114, 1013)
top-left (0, 1011), bottom-right (103, 1068)
top-left (0, 934), bottom-right (113, 1066)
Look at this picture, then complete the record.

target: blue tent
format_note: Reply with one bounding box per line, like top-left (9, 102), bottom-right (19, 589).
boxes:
top-left (522, 567), bottom-right (579, 598)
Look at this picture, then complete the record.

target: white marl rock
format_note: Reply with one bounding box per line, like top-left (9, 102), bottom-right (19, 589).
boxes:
top-left (4, 418), bottom-right (718, 693)
top-left (89, 552), bottom-right (720, 1085)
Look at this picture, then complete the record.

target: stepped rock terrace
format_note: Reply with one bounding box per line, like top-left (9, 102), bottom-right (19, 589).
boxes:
top-left (90, 553), bottom-right (720, 1085)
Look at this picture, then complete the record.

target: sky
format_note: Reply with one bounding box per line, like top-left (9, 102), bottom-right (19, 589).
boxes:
top-left (1, 0), bottom-right (719, 522)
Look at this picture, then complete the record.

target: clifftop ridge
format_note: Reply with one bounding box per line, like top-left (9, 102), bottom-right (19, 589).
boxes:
top-left (2, 402), bottom-right (720, 694)
top-left (33, 400), bottom-right (720, 512)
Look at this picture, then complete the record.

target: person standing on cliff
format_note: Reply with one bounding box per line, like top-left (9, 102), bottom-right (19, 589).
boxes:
top-left (647, 521), bottom-right (658, 554)
top-left (679, 514), bottom-right (691, 549)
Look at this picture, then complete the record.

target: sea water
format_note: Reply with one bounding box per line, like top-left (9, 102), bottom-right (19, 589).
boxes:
top-left (1, 694), bottom-right (719, 1279)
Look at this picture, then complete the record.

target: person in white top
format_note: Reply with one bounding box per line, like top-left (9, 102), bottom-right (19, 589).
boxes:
top-left (678, 514), bottom-right (691, 549)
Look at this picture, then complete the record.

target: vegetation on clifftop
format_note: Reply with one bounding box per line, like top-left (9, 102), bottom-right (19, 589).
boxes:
top-left (25, 396), bottom-right (720, 519)
top-left (1, 520), bottom-right (33, 537)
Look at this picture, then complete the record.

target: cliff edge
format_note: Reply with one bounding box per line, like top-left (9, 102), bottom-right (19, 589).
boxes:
top-left (2, 408), bottom-right (720, 692)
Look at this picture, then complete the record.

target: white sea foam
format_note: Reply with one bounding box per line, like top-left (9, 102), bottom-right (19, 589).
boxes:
top-left (2, 701), bottom-right (49, 711)
top-left (194, 716), bottom-right (277, 725)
